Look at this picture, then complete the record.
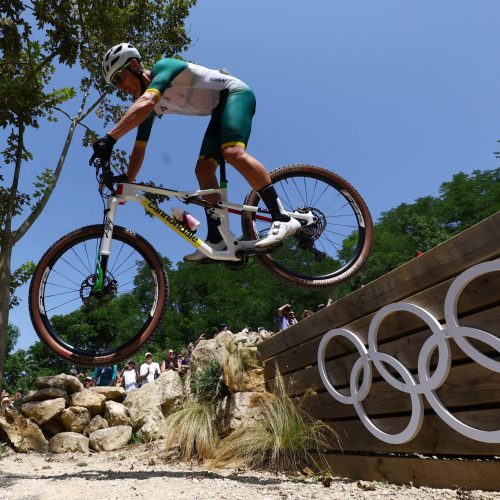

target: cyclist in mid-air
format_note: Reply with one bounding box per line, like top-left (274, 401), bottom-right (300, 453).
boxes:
top-left (91, 43), bottom-right (301, 261)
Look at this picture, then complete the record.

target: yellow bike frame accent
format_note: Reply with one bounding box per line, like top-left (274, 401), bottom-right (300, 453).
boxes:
top-left (140, 199), bottom-right (202, 247)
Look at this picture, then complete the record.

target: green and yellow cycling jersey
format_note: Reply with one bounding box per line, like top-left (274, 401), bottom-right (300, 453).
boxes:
top-left (136, 58), bottom-right (255, 152)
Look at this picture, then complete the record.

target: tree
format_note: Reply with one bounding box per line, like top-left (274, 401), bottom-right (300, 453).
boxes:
top-left (3, 324), bottom-right (31, 394)
top-left (334, 167), bottom-right (500, 299)
top-left (0, 0), bottom-right (197, 390)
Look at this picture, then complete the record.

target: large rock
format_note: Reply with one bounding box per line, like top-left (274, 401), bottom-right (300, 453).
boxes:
top-left (41, 418), bottom-right (66, 437)
top-left (136, 416), bottom-right (161, 443)
top-left (90, 386), bottom-right (126, 401)
top-left (190, 331), bottom-right (233, 372)
top-left (58, 406), bottom-right (91, 433)
top-left (232, 329), bottom-right (271, 346)
top-left (0, 406), bottom-right (48, 452)
top-left (49, 432), bottom-right (89, 453)
top-left (89, 425), bottom-right (132, 452)
top-left (123, 370), bottom-right (183, 437)
top-left (241, 368), bottom-right (266, 392)
top-left (104, 401), bottom-right (130, 427)
top-left (220, 335), bottom-right (264, 393)
top-left (69, 389), bottom-right (106, 416)
top-left (83, 415), bottom-right (108, 436)
top-left (36, 374), bottom-right (83, 394)
top-left (216, 392), bottom-right (267, 435)
top-left (20, 398), bottom-right (66, 426)
top-left (14, 388), bottom-right (68, 408)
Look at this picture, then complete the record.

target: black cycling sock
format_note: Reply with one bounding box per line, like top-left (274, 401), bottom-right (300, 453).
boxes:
top-left (258, 184), bottom-right (290, 222)
top-left (205, 209), bottom-right (222, 244)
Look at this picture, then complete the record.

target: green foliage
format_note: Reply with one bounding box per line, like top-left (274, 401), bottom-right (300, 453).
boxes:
top-left (131, 433), bottom-right (142, 445)
top-left (6, 324), bottom-right (20, 356)
top-left (333, 167), bottom-right (500, 300)
top-left (9, 261), bottom-right (36, 308)
top-left (163, 257), bottom-right (331, 342)
top-left (3, 331), bottom-right (73, 394)
top-left (164, 401), bottom-right (219, 461)
top-left (438, 169), bottom-right (500, 231)
top-left (190, 358), bottom-right (224, 404)
top-left (1, 0), bottom-right (197, 227)
top-left (211, 375), bottom-right (338, 472)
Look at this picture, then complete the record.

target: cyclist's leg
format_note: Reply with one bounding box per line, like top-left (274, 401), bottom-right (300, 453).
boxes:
top-left (193, 156), bottom-right (223, 246)
top-left (184, 155), bottom-right (225, 260)
top-left (195, 156), bottom-right (220, 204)
top-left (219, 88), bottom-right (301, 246)
top-left (185, 111), bottom-right (225, 260)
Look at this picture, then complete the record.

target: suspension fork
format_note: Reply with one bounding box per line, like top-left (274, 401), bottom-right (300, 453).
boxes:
top-left (93, 196), bottom-right (119, 293)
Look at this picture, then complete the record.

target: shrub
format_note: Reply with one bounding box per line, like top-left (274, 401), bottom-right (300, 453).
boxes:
top-left (190, 357), bottom-right (224, 403)
top-left (163, 401), bottom-right (219, 461)
top-left (211, 374), bottom-right (339, 472)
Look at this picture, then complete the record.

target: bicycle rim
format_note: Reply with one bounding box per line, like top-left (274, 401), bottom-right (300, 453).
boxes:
top-left (242, 164), bottom-right (373, 287)
top-left (29, 225), bottom-right (168, 366)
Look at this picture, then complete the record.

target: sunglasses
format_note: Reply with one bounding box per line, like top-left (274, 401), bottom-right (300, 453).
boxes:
top-left (111, 63), bottom-right (131, 87)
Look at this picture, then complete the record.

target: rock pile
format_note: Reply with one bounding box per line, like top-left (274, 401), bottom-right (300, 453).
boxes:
top-left (0, 370), bottom-right (184, 453)
top-left (0, 328), bottom-right (271, 454)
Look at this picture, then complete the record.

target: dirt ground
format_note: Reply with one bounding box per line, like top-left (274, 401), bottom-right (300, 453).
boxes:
top-left (0, 443), bottom-right (498, 500)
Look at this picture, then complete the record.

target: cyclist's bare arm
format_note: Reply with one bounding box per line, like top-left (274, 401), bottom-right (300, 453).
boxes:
top-left (107, 91), bottom-right (159, 180)
top-left (108, 92), bottom-right (159, 140)
top-left (127, 142), bottom-right (147, 182)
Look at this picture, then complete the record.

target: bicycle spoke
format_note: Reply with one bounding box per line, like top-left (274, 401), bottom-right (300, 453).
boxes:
top-left (70, 245), bottom-right (92, 276)
top-left (246, 166), bottom-right (371, 284)
top-left (50, 268), bottom-right (83, 288)
top-left (45, 295), bottom-right (83, 313)
top-left (59, 255), bottom-right (89, 280)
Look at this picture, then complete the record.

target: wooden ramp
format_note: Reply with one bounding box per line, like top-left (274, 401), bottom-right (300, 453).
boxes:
top-left (258, 211), bottom-right (500, 490)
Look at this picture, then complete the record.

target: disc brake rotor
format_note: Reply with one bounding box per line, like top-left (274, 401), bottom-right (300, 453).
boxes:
top-left (80, 275), bottom-right (118, 304)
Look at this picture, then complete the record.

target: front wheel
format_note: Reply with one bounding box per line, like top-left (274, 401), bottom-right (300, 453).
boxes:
top-left (242, 164), bottom-right (373, 288)
top-left (29, 224), bottom-right (169, 366)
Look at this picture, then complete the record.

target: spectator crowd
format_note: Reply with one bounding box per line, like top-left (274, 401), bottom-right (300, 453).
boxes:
top-left (63, 334), bottom-right (205, 395)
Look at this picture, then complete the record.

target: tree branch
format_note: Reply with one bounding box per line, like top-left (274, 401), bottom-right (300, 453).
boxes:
top-left (13, 88), bottom-right (106, 243)
top-left (23, 39), bottom-right (79, 86)
top-left (79, 91), bottom-right (108, 122)
top-left (5, 124), bottom-right (26, 238)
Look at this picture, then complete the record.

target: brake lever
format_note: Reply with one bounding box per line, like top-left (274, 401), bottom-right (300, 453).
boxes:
top-left (93, 159), bottom-right (116, 195)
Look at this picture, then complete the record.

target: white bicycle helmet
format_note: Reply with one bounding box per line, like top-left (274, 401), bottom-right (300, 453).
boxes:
top-left (102, 43), bottom-right (141, 85)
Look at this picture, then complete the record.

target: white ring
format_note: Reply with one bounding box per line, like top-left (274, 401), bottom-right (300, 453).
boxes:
top-left (318, 329), bottom-right (371, 405)
top-left (317, 259), bottom-right (500, 444)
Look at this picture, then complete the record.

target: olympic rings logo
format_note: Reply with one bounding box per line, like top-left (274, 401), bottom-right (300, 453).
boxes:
top-left (317, 259), bottom-right (500, 444)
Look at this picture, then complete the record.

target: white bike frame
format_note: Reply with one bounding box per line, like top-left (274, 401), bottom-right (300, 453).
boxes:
top-left (99, 181), bottom-right (315, 262)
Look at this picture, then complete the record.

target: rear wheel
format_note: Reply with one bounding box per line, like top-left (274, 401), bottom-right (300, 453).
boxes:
top-left (242, 164), bottom-right (373, 288)
top-left (29, 224), bottom-right (168, 366)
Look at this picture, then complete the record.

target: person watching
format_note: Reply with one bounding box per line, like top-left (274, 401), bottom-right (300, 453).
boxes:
top-left (277, 303), bottom-right (298, 331)
top-left (140, 352), bottom-right (160, 384)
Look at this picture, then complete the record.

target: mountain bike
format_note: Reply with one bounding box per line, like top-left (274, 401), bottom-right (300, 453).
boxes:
top-left (29, 159), bottom-right (373, 366)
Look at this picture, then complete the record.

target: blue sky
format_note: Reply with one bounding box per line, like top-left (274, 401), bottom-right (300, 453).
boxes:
top-left (7, 0), bottom-right (500, 350)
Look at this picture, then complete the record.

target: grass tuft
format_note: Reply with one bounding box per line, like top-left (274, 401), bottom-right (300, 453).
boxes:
top-left (211, 374), bottom-right (339, 472)
top-left (164, 401), bottom-right (220, 462)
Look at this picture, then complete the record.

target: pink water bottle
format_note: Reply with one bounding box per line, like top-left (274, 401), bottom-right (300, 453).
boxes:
top-left (172, 207), bottom-right (200, 232)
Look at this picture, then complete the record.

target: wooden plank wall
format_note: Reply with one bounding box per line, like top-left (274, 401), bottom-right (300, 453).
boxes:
top-left (258, 212), bottom-right (500, 490)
